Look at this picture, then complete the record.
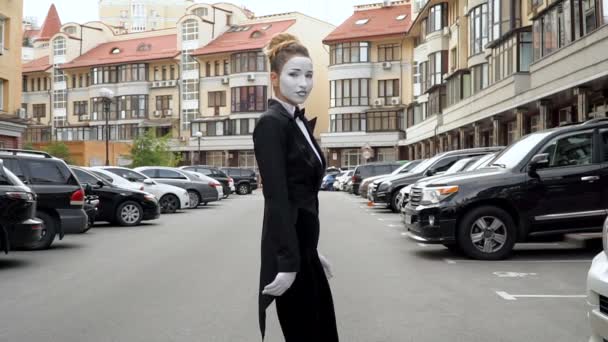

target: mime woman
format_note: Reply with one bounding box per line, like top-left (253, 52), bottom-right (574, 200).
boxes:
top-left (253, 33), bottom-right (340, 342)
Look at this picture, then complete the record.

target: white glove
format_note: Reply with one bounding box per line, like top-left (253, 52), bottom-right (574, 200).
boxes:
top-left (318, 253), bottom-right (333, 279)
top-left (262, 272), bottom-right (297, 297)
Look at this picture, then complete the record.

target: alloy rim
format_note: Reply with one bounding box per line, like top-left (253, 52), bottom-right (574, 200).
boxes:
top-left (161, 196), bottom-right (178, 211)
top-left (189, 192), bottom-right (198, 207)
top-left (470, 216), bottom-right (507, 253)
top-left (238, 185), bottom-right (248, 194)
top-left (121, 204), bottom-right (141, 224)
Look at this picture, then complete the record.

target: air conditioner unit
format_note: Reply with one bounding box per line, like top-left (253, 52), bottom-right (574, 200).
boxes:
top-left (16, 108), bottom-right (26, 119)
top-left (120, 110), bottom-right (126, 119)
top-left (166, 109), bottom-right (173, 116)
top-left (154, 110), bottom-right (161, 117)
top-left (382, 61), bottom-right (392, 70)
top-left (152, 81), bottom-right (160, 87)
top-left (373, 98), bottom-right (385, 107)
top-left (80, 114), bottom-right (90, 121)
top-left (390, 97), bottom-right (401, 106)
top-left (247, 74), bottom-right (255, 81)
top-left (179, 136), bottom-right (188, 142)
top-left (443, 26), bottom-right (450, 35)
top-left (221, 77), bottom-right (229, 84)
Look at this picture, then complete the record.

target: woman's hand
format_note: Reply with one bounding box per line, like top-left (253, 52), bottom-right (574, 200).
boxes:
top-left (318, 253), bottom-right (333, 279)
top-left (262, 272), bottom-right (297, 296)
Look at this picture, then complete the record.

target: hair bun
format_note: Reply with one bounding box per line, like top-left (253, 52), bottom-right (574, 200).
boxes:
top-left (265, 33), bottom-right (300, 60)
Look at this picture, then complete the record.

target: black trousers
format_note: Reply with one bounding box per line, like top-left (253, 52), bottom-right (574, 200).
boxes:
top-left (275, 249), bottom-right (339, 342)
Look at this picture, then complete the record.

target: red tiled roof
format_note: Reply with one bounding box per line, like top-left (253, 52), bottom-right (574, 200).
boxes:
top-left (323, 4), bottom-right (412, 44)
top-left (36, 4), bottom-right (62, 41)
top-left (23, 56), bottom-right (52, 73)
top-left (192, 20), bottom-right (296, 56)
top-left (59, 34), bottom-right (179, 69)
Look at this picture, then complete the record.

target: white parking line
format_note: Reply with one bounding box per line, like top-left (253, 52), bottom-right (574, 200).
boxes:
top-left (496, 291), bottom-right (586, 301)
top-left (444, 258), bottom-right (592, 264)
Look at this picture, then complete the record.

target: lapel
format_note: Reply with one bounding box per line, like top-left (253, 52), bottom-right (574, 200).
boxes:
top-left (268, 99), bottom-right (326, 171)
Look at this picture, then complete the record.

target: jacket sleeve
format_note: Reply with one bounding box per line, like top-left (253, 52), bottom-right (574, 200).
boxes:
top-left (253, 116), bottom-right (300, 273)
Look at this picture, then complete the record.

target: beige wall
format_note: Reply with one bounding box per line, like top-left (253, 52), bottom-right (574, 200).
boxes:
top-left (0, 0), bottom-right (23, 115)
top-left (99, 0), bottom-right (192, 32)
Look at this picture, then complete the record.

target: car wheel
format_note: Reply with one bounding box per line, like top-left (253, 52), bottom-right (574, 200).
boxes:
top-left (237, 183), bottom-right (250, 195)
top-left (22, 212), bottom-right (56, 250)
top-left (390, 191), bottom-right (400, 213)
top-left (116, 201), bottom-right (143, 227)
top-left (187, 190), bottom-right (200, 208)
top-left (159, 194), bottom-right (179, 214)
top-left (457, 206), bottom-right (517, 260)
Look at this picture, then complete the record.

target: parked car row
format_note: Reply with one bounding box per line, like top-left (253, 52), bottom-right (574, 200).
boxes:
top-left (335, 119), bottom-right (608, 262)
top-left (0, 148), bottom-right (257, 253)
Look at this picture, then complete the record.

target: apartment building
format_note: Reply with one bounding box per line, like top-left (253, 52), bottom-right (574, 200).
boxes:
top-left (320, 1), bottom-right (414, 169)
top-left (20, 3), bottom-right (334, 167)
top-left (173, 8), bottom-right (335, 168)
top-left (0, 0), bottom-right (27, 148)
top-left (403, 0), bottom-right (608, 158)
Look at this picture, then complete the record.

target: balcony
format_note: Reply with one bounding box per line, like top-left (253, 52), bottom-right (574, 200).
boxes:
top-left (424, 30), bottom-right (449, 55)
top-left (150, 80), bottom-right (178, 88)
top-left (403, 114), bottom-right (439, 145)
top-left (320, 131), bottom-right (404, 149)
top-left (169, 135), bottom-right (254, 152)
top-left (229, 72), bottom-right (270, 88)
top-left (328, 63), bottom-right (373, 81)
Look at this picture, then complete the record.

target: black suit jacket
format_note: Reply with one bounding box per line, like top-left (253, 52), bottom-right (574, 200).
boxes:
top-left (253, 99), bottom-right (327, 338)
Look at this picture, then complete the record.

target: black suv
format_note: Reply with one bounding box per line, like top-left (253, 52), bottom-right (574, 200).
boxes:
top-left (351, 161), bottom-right (404, 195)
top-left (372, 148), bottom-right (503, 212)
top-left (0, 149), bottom-right (88, 249)
top-left (0, 160), bottom-right (43, 252)
top-left (221, 167), bottom-right (258, 195)
top-left (404, 120), bottom-right (608, 260)
top-left (180, 165), bottom-right (231, 198)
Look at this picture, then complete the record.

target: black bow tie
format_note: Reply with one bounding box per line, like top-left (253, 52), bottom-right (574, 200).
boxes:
top-left (294, 107), bottom-right (306, 120)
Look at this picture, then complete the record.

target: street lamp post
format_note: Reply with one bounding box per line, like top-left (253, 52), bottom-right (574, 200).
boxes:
top-left (194, 131), bottom-right (203, 165)
top-left (99, 88), bottom-right (114, 166)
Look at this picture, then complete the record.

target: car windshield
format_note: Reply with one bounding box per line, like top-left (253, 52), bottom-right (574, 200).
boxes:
top-left (1, 166), bottom-right (25, 186)
top-left (409, 158), bottom-right (434, 173)
top-left (444, 158), bottom-right (472, 174)
top-left (490, 132), bottom-right (553, 168)
top-left (466, 153), bottom-right (496, 171)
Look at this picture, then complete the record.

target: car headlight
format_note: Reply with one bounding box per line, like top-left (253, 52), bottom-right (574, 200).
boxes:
top-left (378, 181), bottom-right (391, 191)
top-left (421, 186), bottom-right (459, 204)
top-left (144, 194), bottom-right (156, 202)
top-left (603, 216), bottom-right (608, 257)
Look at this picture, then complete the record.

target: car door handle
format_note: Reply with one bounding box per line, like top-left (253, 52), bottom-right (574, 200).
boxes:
top-left (581, 176), bottom-right (600, 182)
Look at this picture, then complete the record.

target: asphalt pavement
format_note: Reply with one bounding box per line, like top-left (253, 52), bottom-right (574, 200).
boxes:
top-left (0, 191), bottom-right (599, 341)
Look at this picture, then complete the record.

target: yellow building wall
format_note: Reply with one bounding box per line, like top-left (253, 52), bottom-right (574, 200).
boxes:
top-left (33, 140), bottom-right (132, 167)
top-left (0, 0), bottom-right (23, 115)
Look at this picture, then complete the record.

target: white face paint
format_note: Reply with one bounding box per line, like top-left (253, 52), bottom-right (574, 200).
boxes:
top-left (279, 56), bottom-right (314, 105)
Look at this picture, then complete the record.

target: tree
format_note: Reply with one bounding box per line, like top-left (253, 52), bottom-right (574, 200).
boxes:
top-left (43, 142), bottom-right (73, 164)
top-left (130, 130), bottom-right (181, 168)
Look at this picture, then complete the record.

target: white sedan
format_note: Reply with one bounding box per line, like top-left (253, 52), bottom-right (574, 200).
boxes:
top-left (90, 166), bottom-right (190, 213)
top-left (587, 217), bottom-right (608, 341)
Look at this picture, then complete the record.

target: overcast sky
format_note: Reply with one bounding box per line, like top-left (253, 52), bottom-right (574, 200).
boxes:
top-left (24, 0), bottom-right (372, 28)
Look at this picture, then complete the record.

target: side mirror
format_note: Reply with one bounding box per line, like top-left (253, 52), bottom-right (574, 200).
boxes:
top-left (96, 180), bottom-right (104, 188)
top-left (85, 183), bottom-right (93, 193)
top-left (424, 169), bottom-right (435, 177)
top-left (529, 153), bottom-right (549, 172)
top-left (143, 179), bottom-right (155, 185)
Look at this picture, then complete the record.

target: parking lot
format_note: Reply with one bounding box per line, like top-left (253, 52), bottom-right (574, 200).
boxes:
top-left (0, 191), bottom-right (599, 341)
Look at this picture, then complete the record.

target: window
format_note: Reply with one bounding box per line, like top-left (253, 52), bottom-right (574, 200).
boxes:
top-left (230, 52), bottom-right (266, 73)
top-left (428, 87), bottom-right (446, 116)
top-left (182, 108), bottom-right (197, 130)
top-left (182, 51), bottom-right (198, 71)
top-left (74, 101), bottom-right (88, 118)
top-left (366, 111), bottom-right (404, 132)
top-left (378, 44), bottom-right (400, 62)
top-left (91, 97), bottom-right (118, 121)
top-left (182, 20), bottom-right (199, 41)
top-left (0, 79), bottom-right (3, 111)
top-left (238, 151), bottom-right (257, 169)
top-left (446, 72), bottom-right (471, 106)
top-left (182, 79), bottom-right (199, 101)
top-left (27, 160), bottom-right (70, 185)
top-left (156, 95), bottom-right (173, 113)
top-left (73, 168), bottom-right (99, 185)
top-left (214, 61), bottom-right (220, 76)
top-left (427, 51), bottom-right (446, 89)
top-left (53, 90), bottom-right (66, 110)
top-left (330, 79), bottom-right (370, 107)
top-left (223, 60), bottom-right (229, 75)
top-left (53, 37), bottom-right (66, 56)
top-left (117, 64), bottom-right (148, 82)
top-left (0, 18), bottom-right (5, 54)
top-left (205, 62), bottom-right (211, 77)
top-left (540, 132), bottom-right (593, 168)
top-left (207, 151), bottom-right (226, 167)
top-left (54, 68), bottom-right (66, 84)
top-left (117, 95), bottom-right (148, 119)
top-left (378, 79), bottom-right (400, 101)
top-left (330, 113), bottom-right (366, 132)
top-left (208, 91), bottom-right (226, 113)
top-left (341, 149), bottom-right (361, 169)
top-left (470, 4), bottom-right (489, 55)
top-left (471, 63), bottom-right (489, 94)
top-left (427, 3), bottom-right (448, 33)
top-left (158, 169), bottom-right (187, 179)
top-left (33, 104), bottom-right (46, 118)
top-left (194, 7), bottom-right (209, 17)
top-left (329, 42), bottom-right (370, 65)
top-left (231, 86), bottom-right (267, 112)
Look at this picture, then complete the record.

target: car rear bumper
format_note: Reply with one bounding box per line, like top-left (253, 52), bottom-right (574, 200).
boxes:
top-left (403, 205), bottom-right (457, 243)
top-left (6, 219), bottom-right (44, 247)
top-left (57, 208), bottom-right (88, 234)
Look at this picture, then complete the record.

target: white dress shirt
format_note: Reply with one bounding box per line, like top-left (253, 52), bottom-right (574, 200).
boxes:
top-left (274, 98), bottom-right (323, 165)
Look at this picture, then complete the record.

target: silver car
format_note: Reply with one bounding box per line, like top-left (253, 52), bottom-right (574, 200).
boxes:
top-left (134, 167), bottom-right (220, 208)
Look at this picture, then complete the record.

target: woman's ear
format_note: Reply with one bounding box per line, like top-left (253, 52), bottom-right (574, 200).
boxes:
top-left (270, 71), bottom-right (279, 88)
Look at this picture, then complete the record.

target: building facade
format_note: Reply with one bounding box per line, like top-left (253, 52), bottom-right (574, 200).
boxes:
top-left (403, 0), bottom-right (608, 158)
top-left (21, 3), bottom-right (334, 168)
top-left (320, 1), bottom-right (414, 169)
top-left (0, 0), bottom-right (26, 148)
